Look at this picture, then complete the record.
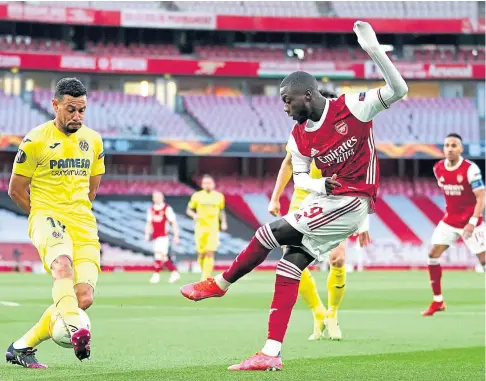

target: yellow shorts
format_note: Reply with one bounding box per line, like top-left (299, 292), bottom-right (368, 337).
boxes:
top-left (195, 229), bottom-right (219, 254)
top-left (29, 213), bottom-right (101, 289)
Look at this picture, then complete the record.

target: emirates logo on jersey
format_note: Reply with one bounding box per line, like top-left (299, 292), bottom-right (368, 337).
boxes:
top-left (334, 120), bottom-right (348, 135)
top-left (457, 175), bottom-right (463, 183)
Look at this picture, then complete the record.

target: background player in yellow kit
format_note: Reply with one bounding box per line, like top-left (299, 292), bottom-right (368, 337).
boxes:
top-left (186, 175), bottom-right (227, 280)
top-left (269, 133), bottom-right (371, 341)
top-left (6, 78), bottom-right (104, 368)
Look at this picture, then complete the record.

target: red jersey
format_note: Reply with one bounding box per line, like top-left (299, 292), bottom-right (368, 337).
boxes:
top-left (147, 204), bottom-right (176, 239)
top-left (288, 91), bottom-right (385, 206)
top-left (433, 157), bottom-right (484, 228)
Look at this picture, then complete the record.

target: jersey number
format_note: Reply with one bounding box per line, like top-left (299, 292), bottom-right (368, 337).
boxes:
top-left (303, 206), bottom-right (324, 219)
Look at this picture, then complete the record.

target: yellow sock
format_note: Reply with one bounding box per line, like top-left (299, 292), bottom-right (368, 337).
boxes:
top-left (16, 304), bottom-right (56, 348)
top-left (52, 279), bottom-right (81, 328)
top-left (198, 256), bottom-right (205, 280)
top-left (299, 268), bottom-right (326, 320)
top-left (327, 265), bottom-right (346, 318)
top-left (202, 256), bottom-right (214, 280)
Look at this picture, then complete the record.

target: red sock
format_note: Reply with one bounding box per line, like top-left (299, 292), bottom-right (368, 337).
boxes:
top-left (428, 263), bottom-right (442, 296)
top-left (223, 238), bottom-right (270, 283)
top-left (164, 259), bottom-right (177, 273)
top-left (268, 260), bottom-right (302, 342)
top-left (154, 260), bottom-right (162, 273)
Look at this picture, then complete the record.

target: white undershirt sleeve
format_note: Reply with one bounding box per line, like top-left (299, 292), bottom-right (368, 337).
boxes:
top-left (166, 206), bottom-right (176, 223)
top-left (467, 163), bottom-right (485, 191)
top-left (288, 133), bottom-right (330, 195)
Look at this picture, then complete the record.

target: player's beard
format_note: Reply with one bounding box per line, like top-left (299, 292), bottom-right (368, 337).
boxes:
top-left (62, 123), bottom-right (81, 134)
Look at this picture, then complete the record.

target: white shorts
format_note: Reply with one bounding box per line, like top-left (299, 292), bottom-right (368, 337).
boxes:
top-left (431, 221), bottom-right (485, 255)
top-left (284, 195), bottom-right (369, 262)
top-left (153, 236), bottom-right (169, 260)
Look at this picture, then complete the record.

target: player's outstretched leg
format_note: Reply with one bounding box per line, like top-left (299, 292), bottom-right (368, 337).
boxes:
top-left (50, 255), bottom-right (90, 360)
top-left (180, 219), bottom-right (303, 301)
top-left (6, 304), bottom-right (55, 368)
top-left (228, 248), bottom-right (314, 371)
top-left (422, 245), bottom-right (448, 316)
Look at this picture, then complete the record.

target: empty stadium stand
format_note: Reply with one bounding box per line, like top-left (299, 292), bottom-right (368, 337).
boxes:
top-left (33, 90), bottom-right (204, 139)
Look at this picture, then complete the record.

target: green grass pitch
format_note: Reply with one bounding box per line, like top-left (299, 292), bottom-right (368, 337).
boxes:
top-left (0, 271), bottom-right (484, 381)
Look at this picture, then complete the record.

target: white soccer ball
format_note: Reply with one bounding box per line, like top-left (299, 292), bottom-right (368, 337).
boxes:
top-left (49, 308), bottom-right (91, 348)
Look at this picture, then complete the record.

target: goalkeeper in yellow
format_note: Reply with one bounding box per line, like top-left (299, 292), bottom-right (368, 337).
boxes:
top-left (6, 78), bottom-right (104, 368)
top-left (269, 114), bottom-right (371, 341)
top-left (186, 175), bottom-right (227, 280)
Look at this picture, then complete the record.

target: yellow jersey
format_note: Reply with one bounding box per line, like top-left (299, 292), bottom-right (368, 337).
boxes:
top-left (188, 190), bottom-right (225, 231)
top-left (288, 146), bottom-right (322, 212)
top-left (12, 121), bottom-right (105, 230)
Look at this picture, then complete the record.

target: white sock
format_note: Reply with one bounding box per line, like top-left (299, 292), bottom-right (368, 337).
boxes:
top-left (214, 274), bottom-right (231, 291)
top-left (13, 338), bottom-right (29, 349)
top-left (261, 339), bottom-right (281, 357)
top-left (433, 295), bottom-right (443, 303)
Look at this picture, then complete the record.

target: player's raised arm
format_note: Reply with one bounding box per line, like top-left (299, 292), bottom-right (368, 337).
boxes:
top-left (288, 135), bottom-right (341, 195)
top-left (166, 206), bottom-right (180, 244)
top-left (463, 164), bottom-right (485, 239)
top-left (269, 152), bottom-right (293, 216)
top-left (347, 21), bottom-right (408, 122)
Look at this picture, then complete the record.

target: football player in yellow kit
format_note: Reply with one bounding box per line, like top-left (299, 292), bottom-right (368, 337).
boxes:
top-left (6, 78), bottom-right (104, 368)
top-left (186, 175), bottom-right (227, 280)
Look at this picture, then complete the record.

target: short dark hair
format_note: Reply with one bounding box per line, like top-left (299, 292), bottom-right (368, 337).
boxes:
top-left (54, 77), bottom-right (87, 100)
top-left (446, 133), bottom-right (463, 141)
top-left (280, 71), bottom-right (319, 93)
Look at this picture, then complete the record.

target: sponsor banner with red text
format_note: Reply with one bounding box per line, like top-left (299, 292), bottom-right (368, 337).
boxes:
top-left (0, 3), bottom-right (483, 34)
top-left (0, 52), bottom-right (484, 80)
top-left (364, 61), bottom-right (486, 80)
top-left (121, 9), bottom-right (216, 30)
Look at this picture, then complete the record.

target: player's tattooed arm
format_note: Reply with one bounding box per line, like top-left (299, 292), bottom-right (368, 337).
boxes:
top-left (269, 152), bottom-right (293, 216)
top-left (8, 174), bottom-right (31, 214)
top-left (89, 174), bottom-right (102, 201)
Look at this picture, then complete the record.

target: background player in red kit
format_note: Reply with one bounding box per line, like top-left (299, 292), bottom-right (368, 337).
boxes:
top-left (422, 133), bottom-right (485, 316)
top-left (180, 21), bottom-right (408, 371)
top-left (145, 190), bottom-right (181, 284)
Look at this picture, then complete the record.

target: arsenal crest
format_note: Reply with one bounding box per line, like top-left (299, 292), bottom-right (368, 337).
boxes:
top-left (335, 120), bottom-right (348, 135)
top-left (79, 140), bottom-right (89, 152)
top-left (457, 174), bottom-right (463, 183)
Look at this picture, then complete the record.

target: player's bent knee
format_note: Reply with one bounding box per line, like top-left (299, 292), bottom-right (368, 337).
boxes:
top-left (329, 244), bottom-right (346, 267)
top-left (50, 255), bottom-right (74, 279)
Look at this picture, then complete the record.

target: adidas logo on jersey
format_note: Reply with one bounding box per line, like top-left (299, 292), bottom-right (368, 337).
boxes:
top-left (311, 148), bottom-right (319, 157)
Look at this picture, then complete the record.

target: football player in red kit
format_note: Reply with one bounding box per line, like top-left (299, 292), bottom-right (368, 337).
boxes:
top-left (145, 191), bottom-right (181, 284)
top-left (180, 21), bottom-right (408, 371)
top-left (422, 133), bottom-right (485, 316)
